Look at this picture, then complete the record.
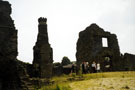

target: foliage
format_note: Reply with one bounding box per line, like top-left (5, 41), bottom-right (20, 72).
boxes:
top-left (71, 73), bottom-right (76, 78)
top-left (53, 62), bottom-right (61, 66)
top-left (61, 56), bottom-right (71, 66)
top-left (39, 84), bottom-right (71, 90)
top-left (78, 66), bottom-right (83, 78)
top-left (55, 85), bottom-right (61, 90)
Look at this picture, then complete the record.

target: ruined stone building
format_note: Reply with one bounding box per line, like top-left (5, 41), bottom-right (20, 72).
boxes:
top-left (76, 24), bottom-right (122, 71)
top-left (0, 0), bottom-right (134, 89)
top-left (0, 1), bottom-right (29, 90)
top-left (33, 17), bottom-right (53, 78)
top-left (0, 1), bottom-right (54, 89)
top-left (0, 0), bottom-right (18, 89)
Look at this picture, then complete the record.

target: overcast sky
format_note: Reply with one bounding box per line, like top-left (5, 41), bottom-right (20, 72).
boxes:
top-left (7, 0), bottom-right (135, 63)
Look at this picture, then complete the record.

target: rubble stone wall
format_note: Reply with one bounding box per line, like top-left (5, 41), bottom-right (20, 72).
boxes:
top-left (33, 17), bottom-right (53, 78)
top-left (76, 24), bottom-right (121, 71)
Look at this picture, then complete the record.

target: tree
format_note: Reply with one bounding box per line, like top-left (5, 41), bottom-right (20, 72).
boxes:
top-left (61, 56), bottom-right (71, 66)
top-left (53, 62), bottom-right (61, 66)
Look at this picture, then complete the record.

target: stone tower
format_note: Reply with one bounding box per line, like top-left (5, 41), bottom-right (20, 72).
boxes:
top-left (33, 17), bottom-right (53, 78)
top-left (76, 24), bottom-right (121, 71)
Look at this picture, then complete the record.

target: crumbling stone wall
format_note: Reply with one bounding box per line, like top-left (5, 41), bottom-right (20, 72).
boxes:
top-left (0, 1), bottom-right (30, 90)
top-left (33, 17), bottom-right (53, 78)
top-left (0, 0), bottom-right (20, 90)
top-left (0, 0), bottom-right (19, 89)
top-left (123, 53), bottom-right (135, 70)
top-left (0, 0), bottom-right (17, 59)
top-left (76, 24), bottom-right (121, 72)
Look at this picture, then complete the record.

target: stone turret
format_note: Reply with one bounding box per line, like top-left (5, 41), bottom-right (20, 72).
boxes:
top-left (33, 17), bottom-right (53, 78)
top-left (37, 17), bottom-right (48, 44)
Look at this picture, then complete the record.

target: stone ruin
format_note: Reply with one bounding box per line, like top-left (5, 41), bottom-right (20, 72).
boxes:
top-left (33, 17), bottom-right (53, 78)
top-left (0, 1), bottom-right (29, 90)
top-left (0, 0), bottom-right (53, 89)
top-left (76, 24), bottom-right (121, 71)
top-left (0, 0), bottom-right (18, 89)
top-left (123, 53), bottom-right (135, 70)
top-left (76, 23), bottom-right (135, 72)
top-left (0, 0), bottom-right (134, 89)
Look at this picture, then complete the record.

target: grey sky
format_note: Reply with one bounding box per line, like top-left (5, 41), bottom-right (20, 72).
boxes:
top-left (7, 0), bottom-right (135, 63)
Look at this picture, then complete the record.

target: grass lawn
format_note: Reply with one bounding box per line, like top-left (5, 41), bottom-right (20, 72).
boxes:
top-left (39, 71), bottom-right (135, 90)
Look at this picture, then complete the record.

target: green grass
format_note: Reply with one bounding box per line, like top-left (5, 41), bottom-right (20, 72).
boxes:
top-left (38, 71), bottom-right (135, 90)
top-left (37, 74), bottom-right (72, 90)
top-left (83, 71), bottom-right (135, 79)
top-left (38, 84), bottom-right (71, 90)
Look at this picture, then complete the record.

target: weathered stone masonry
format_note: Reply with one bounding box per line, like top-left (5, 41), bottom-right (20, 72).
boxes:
top-left (33, 17), bottom-right (53, 78)
top-left (0, 1), bottom-right (35, 90)
top-left (76, 24), bottom-right (122, 71)
top-left (0, 1), bottom-right (21, 90)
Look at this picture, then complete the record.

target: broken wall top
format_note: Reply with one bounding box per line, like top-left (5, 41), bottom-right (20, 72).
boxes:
top-left (79, 23), bottom-right (116, 38)
top-left (0, 0), bottom-right (15, 28)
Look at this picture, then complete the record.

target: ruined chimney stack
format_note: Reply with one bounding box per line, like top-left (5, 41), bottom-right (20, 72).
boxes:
top-left (33, 17), bottom-right (53, 78)
top-left (38, 17), bottom-right (47, 25)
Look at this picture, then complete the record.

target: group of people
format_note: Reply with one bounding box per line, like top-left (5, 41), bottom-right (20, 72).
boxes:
top-left (81, 61), bottom-right (101, 74)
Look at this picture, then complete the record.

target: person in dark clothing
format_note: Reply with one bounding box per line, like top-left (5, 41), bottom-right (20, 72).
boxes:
top-left (71, 64), bottom-right (75, 73)
top-left (82, 62), bottom-right (86, 74)
top-left (91, 61), bottom-right (96, 73)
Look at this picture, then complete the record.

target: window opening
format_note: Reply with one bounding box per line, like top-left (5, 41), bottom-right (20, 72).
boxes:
top-left (102, 38), bottom-right (108, 47)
